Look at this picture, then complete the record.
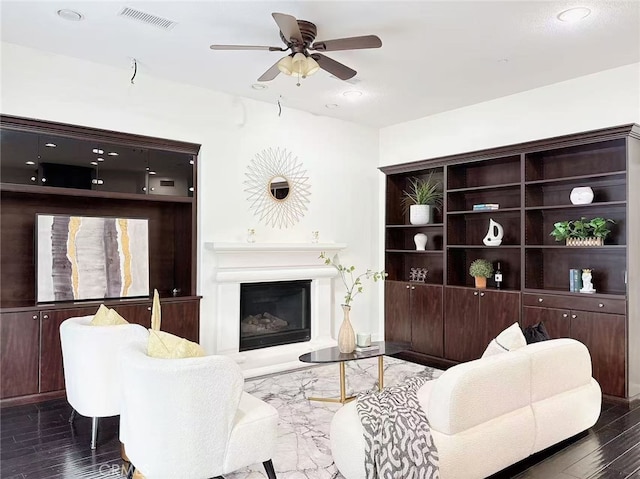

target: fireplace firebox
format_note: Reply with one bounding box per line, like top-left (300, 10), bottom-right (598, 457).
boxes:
top-left (239, 280), bottom-right (311, 351)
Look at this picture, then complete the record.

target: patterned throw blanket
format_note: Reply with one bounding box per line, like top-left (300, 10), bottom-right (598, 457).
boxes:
top-left (356, 376), bottom-right (439, 479)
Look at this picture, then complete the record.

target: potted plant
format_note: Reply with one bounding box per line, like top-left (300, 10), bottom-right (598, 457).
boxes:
top-left (469, 259), bottom-right (494, 289)
top-left (402, 172), bottom-right (443, 225)
top-left (550, 217), bottom-right (614, 246)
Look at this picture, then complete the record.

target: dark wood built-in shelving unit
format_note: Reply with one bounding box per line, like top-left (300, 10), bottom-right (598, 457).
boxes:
top-left (381, 124), bottom-right (640, 400)
top-left (0, 115), bottom-right (201, 405)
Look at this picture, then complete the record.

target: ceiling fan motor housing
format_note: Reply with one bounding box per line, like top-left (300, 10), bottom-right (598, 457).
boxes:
top-left (280, 20), bottom-right (317, 52)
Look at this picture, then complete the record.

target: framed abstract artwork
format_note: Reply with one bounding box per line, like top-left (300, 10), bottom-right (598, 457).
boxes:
top-left (36, 214), bottom-right (149, 302)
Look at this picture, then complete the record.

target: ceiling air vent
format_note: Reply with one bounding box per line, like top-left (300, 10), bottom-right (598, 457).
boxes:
top-left (118, 7), bottom-right (177, 30)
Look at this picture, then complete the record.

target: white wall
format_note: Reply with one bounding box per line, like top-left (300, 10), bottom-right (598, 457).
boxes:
top-left (0, 42), bottom-right (382, 352)
top-left (380, 63), bottom-right (640, 166)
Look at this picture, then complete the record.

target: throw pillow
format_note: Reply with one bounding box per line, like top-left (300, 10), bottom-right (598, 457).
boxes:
top-left (147, 329), bottom-right (206, 359)
top-left (90, 304), bottom-right (129, 326)
top-left (482, 322), bottom-right (527, 358)
top-left (523, 321), bottom-right (551, 344)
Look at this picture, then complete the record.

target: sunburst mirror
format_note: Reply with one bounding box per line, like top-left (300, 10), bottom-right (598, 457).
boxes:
top-left (244, 147), bottom-right (311, 229)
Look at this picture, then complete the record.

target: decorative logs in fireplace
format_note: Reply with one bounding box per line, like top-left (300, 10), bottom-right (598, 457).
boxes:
top-left (241, 313), bottom-right (289, 336)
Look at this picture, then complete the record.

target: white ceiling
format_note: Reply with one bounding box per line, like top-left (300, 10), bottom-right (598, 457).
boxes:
top-left (1, 1), bottom-right (639, 128)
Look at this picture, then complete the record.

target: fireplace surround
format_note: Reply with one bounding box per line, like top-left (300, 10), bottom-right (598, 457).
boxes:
top-left (206, 242), bottom-right (346, 377)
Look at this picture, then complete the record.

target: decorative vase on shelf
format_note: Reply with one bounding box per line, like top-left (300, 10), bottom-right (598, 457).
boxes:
top-left (483, 218), bottom-right (504, 246)
top-left (570, 187), bottom-right (594, 205)
top-left (414, 233), bottom-right (428, 250)
top-left (409, 204), bottom-right (432, 225)
top-left (338, 304), bottom-right (356, 353)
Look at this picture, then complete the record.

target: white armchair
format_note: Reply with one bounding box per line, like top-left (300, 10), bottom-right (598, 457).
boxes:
top-left (59, 315), bottom-right (149, 449)
top-left (119, 339), bottom-right (279, 479)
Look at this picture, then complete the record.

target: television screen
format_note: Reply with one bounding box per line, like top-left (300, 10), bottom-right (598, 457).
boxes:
top-left (36, 214), bottom-right (149, 303)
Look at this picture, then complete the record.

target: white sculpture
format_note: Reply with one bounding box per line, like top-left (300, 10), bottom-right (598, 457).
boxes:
top-left (483, 218), bottom-right (504, 246)
top-left (414, 233), bottom-right (428, 250)
top-left (580, 269), bottom-right (596, 293)
top-left (570, 187), bottom-right (594, 205)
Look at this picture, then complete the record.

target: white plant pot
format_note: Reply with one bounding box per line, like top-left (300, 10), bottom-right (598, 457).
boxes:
top-left (409, 204), bottom-right (432, 225)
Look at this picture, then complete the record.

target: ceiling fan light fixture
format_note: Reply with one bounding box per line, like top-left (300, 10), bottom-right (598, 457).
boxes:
top-left (291, 53), bottom-right (307, 75)
top-left (277, 55), bottom-right (293, 75)
top-left (304, 56), bottom-right (320, 76)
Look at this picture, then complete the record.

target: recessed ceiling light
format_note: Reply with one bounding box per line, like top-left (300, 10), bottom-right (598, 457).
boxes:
top-left (44, 142), bottom-right (56, 147)
top-left (342, 90), bottom-right (363, 98)
top-left (557, 7), bottom-right (591, 22)
top-left (57, 9), bottom-right (84, 21)
top-left (25, 161), bottom-right (35, 165)
top-left (107, 152), bottom-right (119, 156)
top-left (251, 84), bottom-right (267, 90)
top-left (325, 104), bottom-right (339, 109)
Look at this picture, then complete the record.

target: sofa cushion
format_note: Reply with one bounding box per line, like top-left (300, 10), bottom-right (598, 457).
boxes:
top-left (523, 321), bottom-right (550, 344)
top-left (147, 330), bottom-right (206, 359)
top-left (482, 322), bottom-right (526, 357)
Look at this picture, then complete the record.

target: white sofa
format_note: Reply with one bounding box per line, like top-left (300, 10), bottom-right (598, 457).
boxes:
top-left (331, 338), bottom-right (602, 479)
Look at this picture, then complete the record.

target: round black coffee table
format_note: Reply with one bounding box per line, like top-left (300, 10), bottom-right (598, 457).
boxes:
top-left (298, 341), bottom-right (409, 404)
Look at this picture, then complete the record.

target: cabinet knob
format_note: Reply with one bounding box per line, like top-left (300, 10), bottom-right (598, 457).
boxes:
top-left (562, 313), bottom-right (568, 318)
top-left (572, 314), bottom-right (577, 319)
top-left (411, 286), bottom-right (415, 290)
top-left (42, 314), bottom-right (49, 319)
top-left (538, 298), bottom-right (543, 303)
top-left (32, 314), bottom-right (38, 320)
top-left (147, 306), bottom-right (152, 311)
top-left (474, 291), bottom-right (479, 296)
top-left (598, 303), bottom-right (604, 308)
top-left (480, 292), bottom-right (485, 297)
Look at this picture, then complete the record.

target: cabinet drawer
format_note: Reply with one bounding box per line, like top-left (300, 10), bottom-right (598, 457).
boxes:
top-left (523, 293), bottom-right (626, 315)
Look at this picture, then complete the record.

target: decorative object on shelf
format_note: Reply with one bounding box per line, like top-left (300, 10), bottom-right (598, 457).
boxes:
top-left (494, 262), bottom-right (503, 289)
top-left (482, 218), bottom-right (504, 246)
top-left (413, 233), bottom-right (428, 250)
top-left (550, 217), bottom-right (614, 246)
top-left (570, 186), bottom-right (594, 205)
top-left (409, 267), bottom-right (428, 282)
top-left (469, 259), bottom-right (494, 289)
top-left (569, 268), bottom-right (583, 292)
top-left (311, 231), bottom-right (319, 243)
top-left (401, 172), bottom-right (443, 225)
top-left (356, 332), bottom-right (372, 348)
top-left (580, 269), bottom-right (596, 293)
top-left (473, 203), bottom-right (500, 211)
top-left (319, 252), bottom-right (386, 353)
top-left (244, 147), bottom-right (311, 229)
top-left (246, 228), bottom-right (256, 243)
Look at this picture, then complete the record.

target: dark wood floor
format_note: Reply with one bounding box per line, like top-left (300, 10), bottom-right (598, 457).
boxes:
top-left (1, 397), bottom-right (639, 478)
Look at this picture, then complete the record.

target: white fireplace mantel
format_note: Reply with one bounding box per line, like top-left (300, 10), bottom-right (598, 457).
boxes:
top-left (204, 241), bottom-right (347, 377)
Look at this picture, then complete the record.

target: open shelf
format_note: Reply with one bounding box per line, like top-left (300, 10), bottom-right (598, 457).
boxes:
top-left (524, 170), bottom-right (627, 186)
top-left (447, 182), bottom-right (521, 193)
top-left (386, 249), bottom-right (443, 254)
top-left (524, 201), bottom-right (626, 211)
top-left (447, 245), bottom-right (521, 249)
top-left (386, 223), bottom-right (444, 228)
top-left (447, 207), bottom-right (521, 215)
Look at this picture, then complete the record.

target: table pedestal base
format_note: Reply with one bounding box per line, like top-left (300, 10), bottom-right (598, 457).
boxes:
top-left (308, 356), bottom-right (384, 404)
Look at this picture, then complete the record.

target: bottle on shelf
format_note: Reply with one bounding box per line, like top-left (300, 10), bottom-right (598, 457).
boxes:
top-left (494, 262), bottom-right (503, 289)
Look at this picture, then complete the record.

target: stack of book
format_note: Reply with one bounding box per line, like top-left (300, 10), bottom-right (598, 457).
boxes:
top-left (569, 269), bottom-right (583, 292)
top-left (354, 344), bottom-right (379, 353)
top-left (473, 203), bottom-right (500, 211)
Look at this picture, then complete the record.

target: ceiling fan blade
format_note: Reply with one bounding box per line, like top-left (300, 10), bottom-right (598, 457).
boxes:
top-left (210, 44), bottom-right (284, 51)
top-left (311, 53), bottom-right (356, 80)
top-left (311, 35), bottom-right (382, 52)
top-left (272, 12), bottom-right (303, 44)
top-left (257, 61), bottom-right (281, 82)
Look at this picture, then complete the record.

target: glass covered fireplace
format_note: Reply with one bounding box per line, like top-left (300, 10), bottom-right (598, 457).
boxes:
top-left (239, 280), bottom-right (311, 352)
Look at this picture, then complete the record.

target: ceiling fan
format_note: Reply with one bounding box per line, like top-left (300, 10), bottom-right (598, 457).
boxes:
top-left (210, 12), bottom-right (382, 83)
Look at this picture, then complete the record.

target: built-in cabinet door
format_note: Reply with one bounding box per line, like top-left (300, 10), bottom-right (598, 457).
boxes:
top-left (479, 290), bottom-right (521, 347)
top-left (384, 281), bottom-right (411, 343)
top-left (570, 311), bottom-right (626, 398)
top-left (522, 306), bottom-right (571, 339)
top-left (411, 284), bottom-right (443, 357)
top-left (40, 307), bottom-right (98, 393)
top-left (111, 302), bottom-right (152, 328)
top-left (0, 312), bottom-right (40, 399)
top-left (444, 287), bottom-right (480, 362)
top-left (161, 300), bottom-right (200, 343)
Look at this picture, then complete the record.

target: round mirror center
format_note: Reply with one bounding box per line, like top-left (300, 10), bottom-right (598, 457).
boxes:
top-left (269, 176), bottom-right (290, 200)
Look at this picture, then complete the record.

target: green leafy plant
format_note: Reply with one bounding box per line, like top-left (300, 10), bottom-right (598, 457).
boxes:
top-left (469, 259), bottom-right (494, 278)
top-left (550, 217), bottom-right (615, 241)
top-left (401, 172), bottom-right (443, 214)
top-left (320, 252), bottom-right (386, 306)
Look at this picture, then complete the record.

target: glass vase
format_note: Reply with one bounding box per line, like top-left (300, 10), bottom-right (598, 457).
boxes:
top-left (338, 304), bottom-right (356, 353)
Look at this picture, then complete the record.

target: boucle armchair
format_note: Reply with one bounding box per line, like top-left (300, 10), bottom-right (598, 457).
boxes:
top-left (119, 339), bottom-right (279, 479)
top-left (59, 315), bottom-right (149, 449)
